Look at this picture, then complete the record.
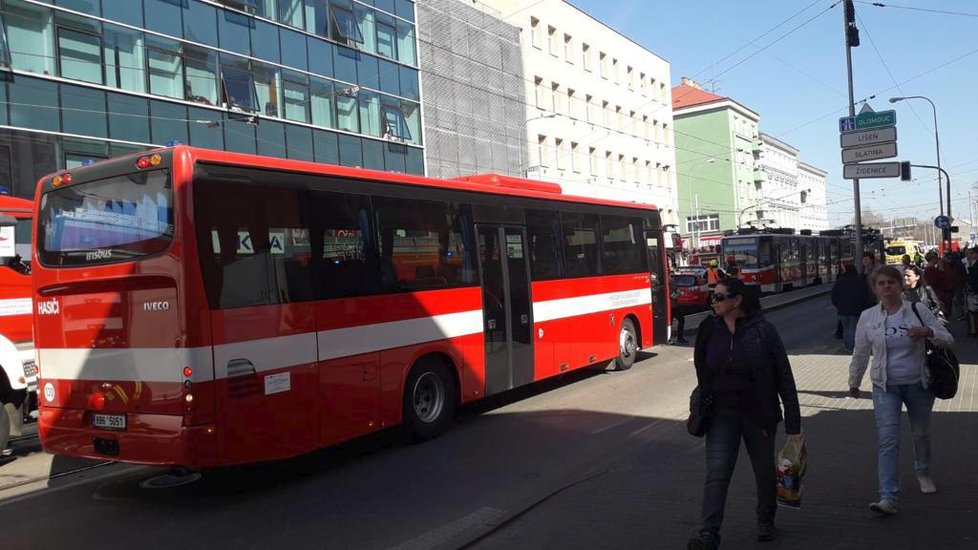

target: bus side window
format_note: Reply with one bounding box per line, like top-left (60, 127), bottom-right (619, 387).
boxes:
top-left (560, 212), bottom-right (599, 278)
top-left (526, 209), bottom-right (562, 281)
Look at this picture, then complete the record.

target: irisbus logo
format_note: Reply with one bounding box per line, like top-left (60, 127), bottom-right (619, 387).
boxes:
top-left (37, 299), bottom-right (60, 316)
top-left (86, 249), bottom-right (113, 261)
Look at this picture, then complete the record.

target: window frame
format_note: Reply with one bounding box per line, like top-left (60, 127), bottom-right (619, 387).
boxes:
top-left (220, 64), bottom-right (260, 113)
top-left (56, 25), bottom-right (106, 85)
top-left (330, 3), bottom-right (365, 46)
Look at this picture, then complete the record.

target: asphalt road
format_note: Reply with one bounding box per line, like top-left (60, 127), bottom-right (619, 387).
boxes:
top-left (0, 295), bottom-right (837, 550)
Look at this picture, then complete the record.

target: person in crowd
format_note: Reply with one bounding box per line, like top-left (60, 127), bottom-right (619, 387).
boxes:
top-left (964, 248), bottom-right (978, 335)
top-left (861, 252), bottom-right (876, 276)
top-left (669, 286), bottom-right (690, 345)
top-left (923, 251), bottom-right (948, 313)
top-left (913, 249), bottom-right (924, 266)
top-left (705, 259), bottom-right (725, 292)
top-left (832, 264), bottom-right (871, 353)
top-left (948, 251), bottom-right (968, 320)
top-left (896, 254), bottom-right (912, 275)
top-left (848, 266), bottom-right (953, 515)
top-left (903, 266), bottom-right (946, 324)
top-left (688, 278), bottom-right (802, 549)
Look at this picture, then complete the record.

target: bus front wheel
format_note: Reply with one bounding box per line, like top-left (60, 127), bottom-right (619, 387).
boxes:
top-left (615, 318), bottom-right (638, 371)
top-left (403, 358), bottom-right (457, 441)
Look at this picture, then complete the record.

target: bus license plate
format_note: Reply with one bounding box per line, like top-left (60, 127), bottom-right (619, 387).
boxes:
top-left (92, 413), bottom-right (126, 431)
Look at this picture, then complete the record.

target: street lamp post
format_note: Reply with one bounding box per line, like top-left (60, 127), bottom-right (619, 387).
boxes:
top-left (684, 158), bottom-right (716, 249)
top-left (889, 95), bottom-right (944, 217)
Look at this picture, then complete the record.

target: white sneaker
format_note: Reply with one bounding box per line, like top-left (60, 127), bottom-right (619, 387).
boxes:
top-left (918, 476), bottom-right (937, 494)
top-left (869, 499), bottom-right (898, 515)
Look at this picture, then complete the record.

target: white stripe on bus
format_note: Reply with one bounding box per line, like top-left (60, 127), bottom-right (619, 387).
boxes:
top-left (533, 288), bottom-right (652, 323)
top-left (39, 288), bottom-right (652, 382)
top-left (318, 309), bottom-right (484, 361)
top-left (39, 347), bottom-right (215, 384)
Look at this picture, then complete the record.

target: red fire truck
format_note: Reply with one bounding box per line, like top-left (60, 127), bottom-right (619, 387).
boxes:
top-left (0, 194), bottom-right (36, 451)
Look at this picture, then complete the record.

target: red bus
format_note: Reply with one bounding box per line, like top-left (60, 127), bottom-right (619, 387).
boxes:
top-left (32, 146), bottom-right (669, 469)
top-left (1, 194), bottom-right (36, 450)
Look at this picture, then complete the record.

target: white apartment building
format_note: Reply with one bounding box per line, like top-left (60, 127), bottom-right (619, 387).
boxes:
top-left (798, 162), bottom-right (829, 231)
top-left (473, 0), bottom-right (679, 224)
top-left (753, 133), bottom-right (828, 232)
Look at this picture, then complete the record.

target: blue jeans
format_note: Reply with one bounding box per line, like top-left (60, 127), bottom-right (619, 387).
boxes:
top-left (871, 383), bottom-right (935, 503)
top-left (839, 315), bottom-right (859, 352)
top-left (700, 408), bottom-right (777, 535)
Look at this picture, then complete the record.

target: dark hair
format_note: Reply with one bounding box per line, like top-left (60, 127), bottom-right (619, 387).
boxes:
top-left (716, 277), bottom-right (761, 314)
top-left (862, 251), bottom-right (876, 260)
top-left (904, 265), bottom-right (925, 286)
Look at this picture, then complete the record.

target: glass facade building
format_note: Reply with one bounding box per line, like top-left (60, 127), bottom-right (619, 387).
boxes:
top-left (0, 0), bottom-right (423, 199)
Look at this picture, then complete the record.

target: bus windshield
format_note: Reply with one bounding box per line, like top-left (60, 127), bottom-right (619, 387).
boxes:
top-left (38, 170), bottom-right (174, 266)
top-left (886, 245), bottom-right (906, 256)
top-left (723, 238), bottom-right (759, 268)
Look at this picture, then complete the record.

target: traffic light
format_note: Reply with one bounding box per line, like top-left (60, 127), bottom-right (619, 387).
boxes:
top-left (900, 161), bottom-right (911, 181)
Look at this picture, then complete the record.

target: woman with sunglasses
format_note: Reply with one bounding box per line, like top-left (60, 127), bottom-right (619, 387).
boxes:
top-left (848, 266), bottom-right (953, 515)
top-left (688, 278), bottom-right (801, 550)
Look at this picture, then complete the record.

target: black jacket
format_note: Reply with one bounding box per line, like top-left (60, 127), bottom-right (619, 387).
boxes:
top-left (903, 284), bottom-right (946, 323)
top-left (831, 270), bottom-right (872, 316)
top-left (693, 314), bottom-right (802, 434)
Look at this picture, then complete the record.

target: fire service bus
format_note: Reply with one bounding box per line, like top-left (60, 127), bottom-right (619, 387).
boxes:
top-left (32, 146), bottom-right (669, 470)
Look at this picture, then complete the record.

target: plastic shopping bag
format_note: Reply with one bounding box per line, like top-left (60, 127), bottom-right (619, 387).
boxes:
top-left (776, 434), bottom-right (807, 508)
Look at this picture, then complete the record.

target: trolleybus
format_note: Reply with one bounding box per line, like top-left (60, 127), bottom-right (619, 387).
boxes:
top-left (32, 146), bottom-right (669, 469)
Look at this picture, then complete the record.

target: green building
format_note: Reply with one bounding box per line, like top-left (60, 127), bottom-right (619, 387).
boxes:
top-left (671, 78), bottom-right (763, 252)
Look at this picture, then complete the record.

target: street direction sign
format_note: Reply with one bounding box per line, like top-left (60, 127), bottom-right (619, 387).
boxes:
top-left (838, 110), bottom-right (896, 133)
top-left (935, 215), bottom-right (951, 229)
top-left (841, 142), bottom-right (898, 164)
top-left (842, 162), bottom-right (902, 179)
top-left (840, 126), bottom-right (897, 148)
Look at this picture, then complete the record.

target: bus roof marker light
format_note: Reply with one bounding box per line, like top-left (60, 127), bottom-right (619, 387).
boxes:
top-left (150, 154), bottom-right (163, 166)
top-left (52, 175), bottom-right (63, 187)
top-left (183, 367), bottom-right (192, 378)
top-left (136, 156), bottom-right (151, 169)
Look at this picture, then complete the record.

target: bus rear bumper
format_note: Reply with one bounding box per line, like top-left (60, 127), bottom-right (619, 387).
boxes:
top-left (39, 408), bottom-right (217, 470)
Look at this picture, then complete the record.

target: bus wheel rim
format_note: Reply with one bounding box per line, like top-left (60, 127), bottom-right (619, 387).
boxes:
top-left (620, 326), bottom-right (636, 359)
top-left (413, 372), bottom-right (445, 423)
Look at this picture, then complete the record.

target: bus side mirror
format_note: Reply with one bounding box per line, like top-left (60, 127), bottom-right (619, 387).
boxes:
top-left (0, 215), bottom-right (18, 228)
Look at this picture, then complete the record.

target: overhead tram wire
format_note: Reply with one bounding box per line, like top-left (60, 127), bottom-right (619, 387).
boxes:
top-left (858, 1), bottom-right (978, 18)
top-left (855, 12), bottom-right (932, 136)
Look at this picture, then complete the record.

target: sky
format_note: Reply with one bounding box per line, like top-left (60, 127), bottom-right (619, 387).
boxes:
top-left (567, 0), bottom-right (978, 233)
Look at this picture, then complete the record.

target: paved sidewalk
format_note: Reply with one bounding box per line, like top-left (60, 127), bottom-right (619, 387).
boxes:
top-left (472, 318), bottom-right (978, 549)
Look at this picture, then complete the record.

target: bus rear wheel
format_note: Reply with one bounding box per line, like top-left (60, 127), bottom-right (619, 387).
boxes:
top-left (615, 318), bottom-right (638, 371)
top-left (403, 358), bottom-right (457, 441)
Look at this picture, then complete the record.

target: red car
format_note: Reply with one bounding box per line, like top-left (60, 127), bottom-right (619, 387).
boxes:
top-left (671, 274), bottom-right (709, 309)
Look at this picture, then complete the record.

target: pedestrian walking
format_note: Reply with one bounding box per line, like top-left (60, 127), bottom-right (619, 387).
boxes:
top-left (832, 264), bottom-right (871, 353)
top-left (903, 265), bottom-right (946, 324)
top-left (705, 259), bottom-right (725, 291)
top-left (964, 248), bottom-right (978, 335)
top-left (848, 266), bottom-right (953, 515)
top-left (669, 288), bottom-right (690, 345)
top-left (688, 278), bottom-right (802, 549)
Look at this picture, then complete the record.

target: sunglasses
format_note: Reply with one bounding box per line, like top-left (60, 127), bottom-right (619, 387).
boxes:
top-left (712, 293), bottom-right (736, 303)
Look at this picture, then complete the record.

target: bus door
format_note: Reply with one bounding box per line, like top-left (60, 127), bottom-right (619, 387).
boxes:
top-left (477, 225), bottom-right (533, 395)
top-left (646, 230), bottom-right (669, 345)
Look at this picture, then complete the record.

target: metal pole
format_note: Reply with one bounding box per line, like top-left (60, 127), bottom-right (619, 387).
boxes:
top-left (931, 99), bottom-right (945, 217)
top-left (844, 2), bottom-right (863, 259)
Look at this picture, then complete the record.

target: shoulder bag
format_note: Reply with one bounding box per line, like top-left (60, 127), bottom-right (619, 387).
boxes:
top-left (910, 302), bottom-right (960, 399)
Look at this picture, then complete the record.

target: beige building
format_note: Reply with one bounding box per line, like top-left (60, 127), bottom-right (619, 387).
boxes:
top-left (472, 0), bottom-right (679, 224)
